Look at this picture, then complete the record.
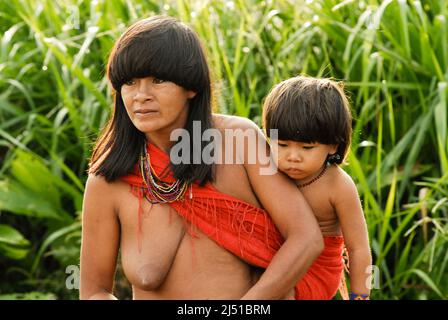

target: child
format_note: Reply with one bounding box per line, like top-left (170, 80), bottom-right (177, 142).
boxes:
top-left (262, 75), bottom-right (372, 300)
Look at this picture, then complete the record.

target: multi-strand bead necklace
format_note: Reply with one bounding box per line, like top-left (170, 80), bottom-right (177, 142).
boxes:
top-left (296, 162), bottom-right (329, 189)
top-left (139, 143), bottom-right (191, 204)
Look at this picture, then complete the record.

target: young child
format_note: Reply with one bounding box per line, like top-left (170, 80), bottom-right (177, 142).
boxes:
top-left (262, 75), bottom-right (372, 300)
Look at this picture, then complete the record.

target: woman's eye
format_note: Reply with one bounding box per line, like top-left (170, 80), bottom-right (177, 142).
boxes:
top-left (303, 146), bottom-right (315, 150)
top-left (277, 142), bottom-right (287, 147)
top-left (124, 79), bottom-right (135, 86)
top-left (153, 78), bottom-right (165, 84)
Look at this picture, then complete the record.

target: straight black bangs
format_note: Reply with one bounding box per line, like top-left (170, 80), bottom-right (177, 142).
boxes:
top-left (266, 89), bottom-right (348, 145)
top-left (108, 18), bottom-right (207, 93)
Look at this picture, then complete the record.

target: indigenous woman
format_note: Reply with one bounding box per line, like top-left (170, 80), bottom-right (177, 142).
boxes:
top-left (80, 15), bottom-right (323, 300)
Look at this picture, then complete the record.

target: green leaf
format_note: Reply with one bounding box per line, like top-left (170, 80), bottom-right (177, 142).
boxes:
top-left (0, 244), bottom-right (29, 260)
top-left (0, 224), bottom-right (30, 260)
top-left (31, 221), bottom-right (81, 275)
top-left (0, 292), bottom-right (57, 300)
top-left (410, 269), bottom-right (446, 299)
top-left (0, 224), bottom-right (29, 246)
top-left (10, 149), bottom-right (61, 209)
top-left (0, 179), bottom-right (63, 219)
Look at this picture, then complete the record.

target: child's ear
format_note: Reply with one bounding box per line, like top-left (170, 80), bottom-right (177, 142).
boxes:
top-left (187, 90), bottom-right (197, 99)
top-left (329, 144), bottom-right (338, 155)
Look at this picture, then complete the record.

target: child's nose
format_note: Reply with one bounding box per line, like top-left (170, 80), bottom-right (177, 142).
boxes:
top-left (287, 151), bottom-right (302, 162)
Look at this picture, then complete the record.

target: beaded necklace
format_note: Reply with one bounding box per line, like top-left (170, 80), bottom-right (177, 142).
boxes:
top-left (296, 162), bottom-right (329, 189)
top-left (139, 143), bottom-right (191, 204)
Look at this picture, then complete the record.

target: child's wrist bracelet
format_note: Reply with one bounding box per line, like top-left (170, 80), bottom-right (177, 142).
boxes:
top-left (349, 293), bottom-right (370, 300)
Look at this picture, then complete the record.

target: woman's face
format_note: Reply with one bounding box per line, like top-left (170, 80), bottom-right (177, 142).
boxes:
top-left (121, 76), bottom-right (196, 137)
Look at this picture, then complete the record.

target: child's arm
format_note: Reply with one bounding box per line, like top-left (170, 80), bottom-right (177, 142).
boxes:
top-left (332, 171), bottom-right (372, 299)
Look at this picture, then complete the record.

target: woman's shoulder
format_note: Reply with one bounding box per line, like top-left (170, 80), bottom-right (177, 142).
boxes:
top-left (212, 113), bottom-right (260, 131)
top-left (86, 173), bottom-right (109, 188)
top-left (84, 173), bottom-right (125, 201)
top-left (210, 114), bottom-right (267, 169)
top-left (84, 173), bottom-right (132, 217)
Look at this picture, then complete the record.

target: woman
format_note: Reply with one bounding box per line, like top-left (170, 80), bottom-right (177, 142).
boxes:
top-left (80, 15), bottom-right (323, 300)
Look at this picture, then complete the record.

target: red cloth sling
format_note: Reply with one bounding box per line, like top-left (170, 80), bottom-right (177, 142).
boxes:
top-left (121, 142), bottom-right (344, 300)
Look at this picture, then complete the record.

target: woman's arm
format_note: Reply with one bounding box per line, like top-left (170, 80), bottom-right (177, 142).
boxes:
top-left (230, 117), bottom-right (324, 299)
top-left (79, 174), bottom-right (120, 300)
top-left (332, 171), bottom-right (372, 296)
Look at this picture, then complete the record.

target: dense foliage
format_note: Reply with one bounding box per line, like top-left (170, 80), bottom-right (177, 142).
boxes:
top-left (0, 0), bottom-right (447, 299)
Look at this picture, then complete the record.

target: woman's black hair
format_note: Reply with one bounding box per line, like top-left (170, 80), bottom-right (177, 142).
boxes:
top-left (89, 15), bottom-right (214, 185)
top-left (262, 76), bottom-right (352, 165)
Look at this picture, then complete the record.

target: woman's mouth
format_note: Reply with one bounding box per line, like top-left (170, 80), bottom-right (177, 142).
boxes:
top-left (134, 109), bottom-right (159, 117)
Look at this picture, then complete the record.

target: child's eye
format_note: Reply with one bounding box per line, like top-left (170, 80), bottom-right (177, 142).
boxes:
top-left (277, 142), bottom-right (288, 147)
top-left (124, 79), bottom-right (135, 86)
top-left (152, 78), bottom-right (165, 84)
top-left (303, 146), bottom-right (315, 150)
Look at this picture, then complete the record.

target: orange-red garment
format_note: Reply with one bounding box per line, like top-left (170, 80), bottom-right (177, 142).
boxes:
top-left (121, 142), bottom-right (344, 300)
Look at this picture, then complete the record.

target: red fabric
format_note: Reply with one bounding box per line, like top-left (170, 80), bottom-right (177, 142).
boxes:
top-left (120, 142), bottom-right (344, 299)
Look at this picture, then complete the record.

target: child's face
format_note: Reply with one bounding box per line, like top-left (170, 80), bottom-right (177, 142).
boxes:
top-left (272, 140), bottom-right (338, 181)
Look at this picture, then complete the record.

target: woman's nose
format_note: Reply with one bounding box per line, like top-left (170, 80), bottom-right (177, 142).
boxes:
top-left (133, 80), bottom-right (153, 102)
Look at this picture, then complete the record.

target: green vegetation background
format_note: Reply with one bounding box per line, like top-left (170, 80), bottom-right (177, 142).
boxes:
top-left (0, 0), bottom-right (447, 300)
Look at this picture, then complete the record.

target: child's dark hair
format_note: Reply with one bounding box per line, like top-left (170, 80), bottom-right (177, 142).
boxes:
top-left (262, 75), bottom-right (352, 164)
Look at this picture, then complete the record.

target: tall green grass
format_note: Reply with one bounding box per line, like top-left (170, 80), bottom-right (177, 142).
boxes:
top-left (0, 0), bottom-right (446, 299)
